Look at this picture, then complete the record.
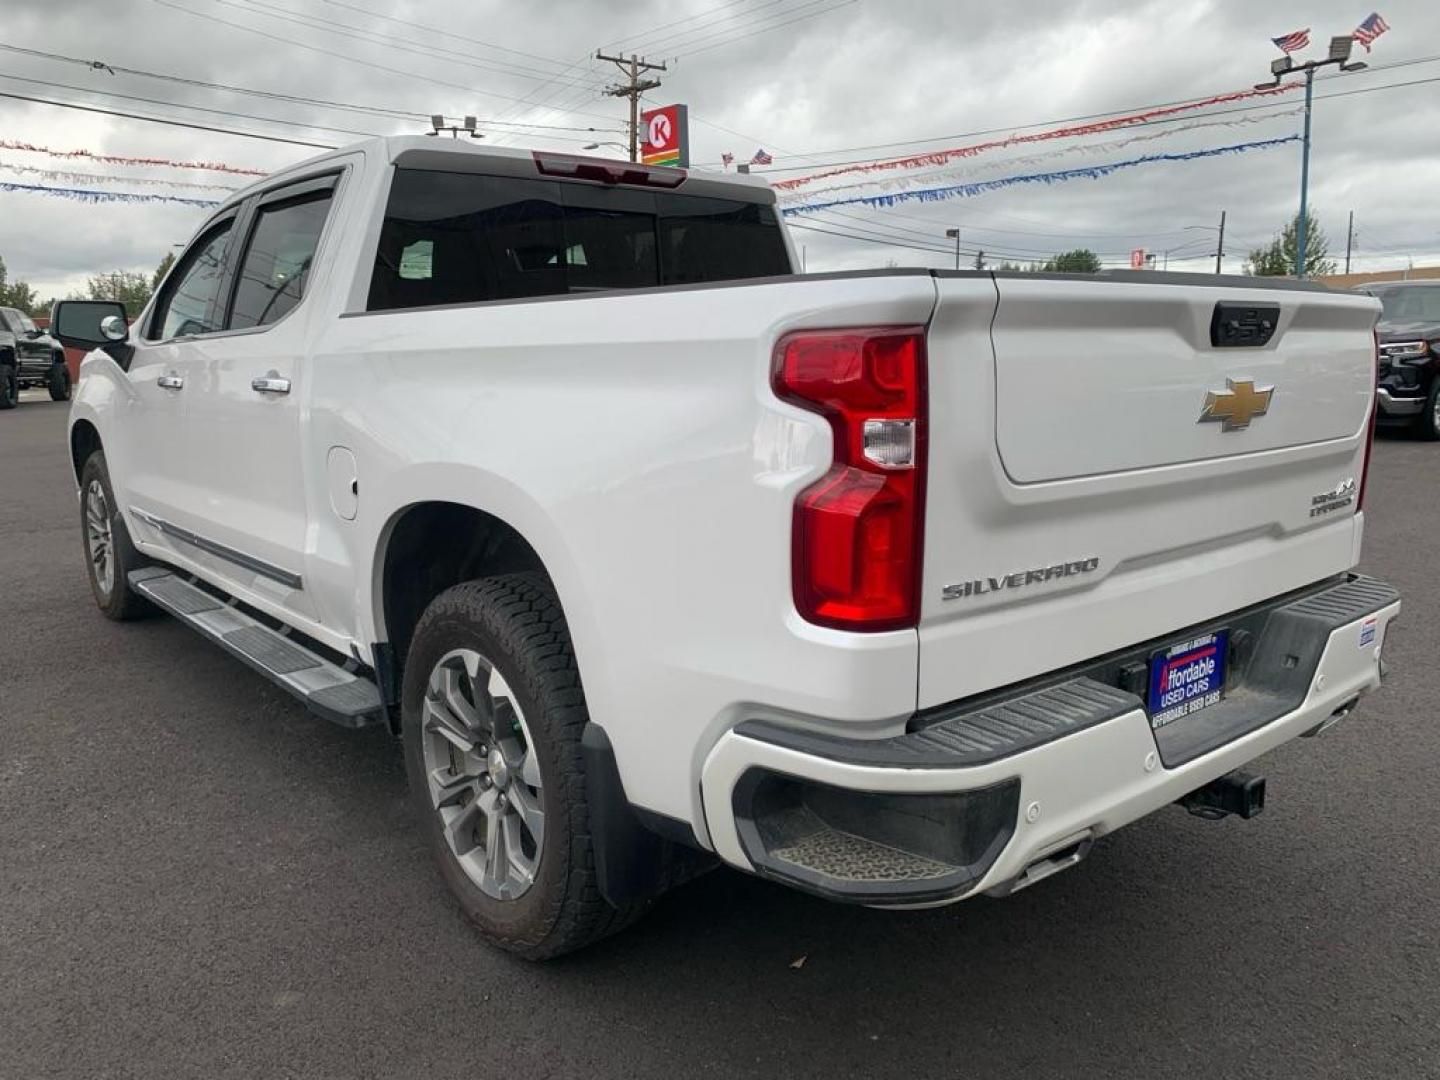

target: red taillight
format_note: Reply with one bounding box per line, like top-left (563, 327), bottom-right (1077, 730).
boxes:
top-left (1358, 329), bottom-right (1379, 511)
top-left (773, 327), bottom-right (927, 632)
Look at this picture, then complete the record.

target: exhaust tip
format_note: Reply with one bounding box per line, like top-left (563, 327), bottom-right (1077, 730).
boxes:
top-left (1302, 695), bottom-right (1361, 739)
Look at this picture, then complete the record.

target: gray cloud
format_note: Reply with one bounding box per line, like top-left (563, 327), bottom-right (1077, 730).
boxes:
top-left (0, 0), bottom-right (1435, 297)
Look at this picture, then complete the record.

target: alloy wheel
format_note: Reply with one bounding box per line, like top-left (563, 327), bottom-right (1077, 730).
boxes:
top-left (420, 648), bottom-right (545, 900)
top-left (85, 479), bottom-right (114, 599)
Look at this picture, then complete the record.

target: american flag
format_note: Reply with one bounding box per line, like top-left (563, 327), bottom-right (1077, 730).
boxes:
top-left (721, 151), bottom-right (734, 169)
top-left (1271, 28), bottom-right (1310, 54)
top-left (751, 148), bottom-right (773, 165)
top-left (1353, 12), bottom-right (1389, 51)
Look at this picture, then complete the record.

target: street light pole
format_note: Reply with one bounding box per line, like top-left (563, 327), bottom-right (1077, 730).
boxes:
top-left (944, 227), bottom-right (961, 270)
top-left (1256, 34), bottom-right (1367, 280)
top-left (1296, 65), bottom-right (1315, 279)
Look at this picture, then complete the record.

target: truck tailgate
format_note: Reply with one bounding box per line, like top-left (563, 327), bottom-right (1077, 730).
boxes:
top-left (918, 272), bottom-right (1379, 710)
top-left (992, 277), bottom-right (1374, 481)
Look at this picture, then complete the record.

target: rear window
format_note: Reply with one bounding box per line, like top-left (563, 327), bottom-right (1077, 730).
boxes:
top-left (366, 168), bottom-right (790, 312)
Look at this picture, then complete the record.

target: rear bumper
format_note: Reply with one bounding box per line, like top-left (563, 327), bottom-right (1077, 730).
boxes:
top-left (700, 576), bottom-right (1400, 905)
top-left (1376, 387), bottom-right (1425, 416)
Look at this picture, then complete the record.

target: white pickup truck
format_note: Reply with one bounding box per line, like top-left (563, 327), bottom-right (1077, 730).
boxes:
top-left (54, 136), bottom-right (1399, 958)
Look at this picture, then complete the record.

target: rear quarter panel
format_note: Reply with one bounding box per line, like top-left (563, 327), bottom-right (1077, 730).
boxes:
top-left (310, 273), bottom-right (939, 834)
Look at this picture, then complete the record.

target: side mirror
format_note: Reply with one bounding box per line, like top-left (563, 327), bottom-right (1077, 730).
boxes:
top-left (51, 300), bottom-right (129, 349)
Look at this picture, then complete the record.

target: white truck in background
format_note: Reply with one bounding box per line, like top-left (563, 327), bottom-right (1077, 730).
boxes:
top-left (53, 136), bottom-right (1399, 958)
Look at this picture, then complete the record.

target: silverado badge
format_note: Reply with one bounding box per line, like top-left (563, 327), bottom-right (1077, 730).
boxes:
top-left (1199, 378), bottom-right (1274, 431)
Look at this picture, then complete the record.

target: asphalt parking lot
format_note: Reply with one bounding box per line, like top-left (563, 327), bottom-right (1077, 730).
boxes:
top-left (3, 394), bottom-right (1437, 1080)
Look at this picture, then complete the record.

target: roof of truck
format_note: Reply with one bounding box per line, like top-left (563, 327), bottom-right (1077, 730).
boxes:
top-left (224, 134), bottom-right (774, 206)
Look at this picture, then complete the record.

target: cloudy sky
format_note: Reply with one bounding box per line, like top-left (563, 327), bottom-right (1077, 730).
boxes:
top-left (0, 0), bottom-right (1434, 298)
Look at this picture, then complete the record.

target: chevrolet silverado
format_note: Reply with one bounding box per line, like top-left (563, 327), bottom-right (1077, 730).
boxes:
top-left (52, 136), bottom-right (1399, 958)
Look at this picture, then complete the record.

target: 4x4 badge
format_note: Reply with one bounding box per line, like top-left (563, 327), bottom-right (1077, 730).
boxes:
top-left (1199, 378), bottom-right (1274, 431)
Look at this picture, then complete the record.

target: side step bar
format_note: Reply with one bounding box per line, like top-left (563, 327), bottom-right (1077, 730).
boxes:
top-left (129, 568), bottom-right (384, 729)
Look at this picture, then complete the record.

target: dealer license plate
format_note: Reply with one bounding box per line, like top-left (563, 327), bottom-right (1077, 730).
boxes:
top-left (1147, 630), bottom-right (1229, 730)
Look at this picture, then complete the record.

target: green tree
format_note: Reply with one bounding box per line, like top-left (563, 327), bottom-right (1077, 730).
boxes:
top-left (86, 270), bottom-right (155, 318)
top-left (0, 254), bottom-right (41, 314)
top-left (1042, 249), bottom-right (1102, 273)
top-left (1245, 211), bottom-right (1336, 277)
top-left (151, 251), bottom-right (176, 290)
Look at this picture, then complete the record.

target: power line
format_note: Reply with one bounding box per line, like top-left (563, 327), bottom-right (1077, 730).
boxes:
top-left (668, 0), bottom-right (858, 58)
top-left (809, 211), bottom-right (1067, 258)
top-left (809, 209), bottom-right (1185, 260)
top-left (313, 0), bottom-right (588, 75)
top-left (146, 0), bottom-right (619, 121)
top-left (607, 0), bottom-right (760, 52)
top-left (0, 43), bottom-right (620, 132)
top-left (630, 0), bottom-right (795, 54)
top-left (787, 220), bottom-right (956, 257)
top-left (495, 56), bottom-right (607, 135)
top-left (206, 0), bottom-right (610, 94)
top-left (0, 88), bottom-right (335, 147)
top-left (0, 72), bottom-right (385, 140)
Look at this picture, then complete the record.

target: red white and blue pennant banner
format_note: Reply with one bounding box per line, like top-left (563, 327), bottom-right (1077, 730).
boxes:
top-left (780, 137), bottom-right (1301, 217)
top-left (773, 84), bottom-right (1303, 191)
top-left (0, 138), bottom-right (265, 176)
top-left (0, 179), bottom-right (219, 207)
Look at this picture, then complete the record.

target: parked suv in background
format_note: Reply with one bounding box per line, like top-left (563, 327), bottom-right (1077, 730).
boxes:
top-left (1356, 281), bottom-right (1440, 439)
top-left (0, 307), bottom-right (71, 408)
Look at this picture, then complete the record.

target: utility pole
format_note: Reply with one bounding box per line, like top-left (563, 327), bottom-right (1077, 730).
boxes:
top-left (944, 227), bottom-right (961, 270)
top-left (1215, 209), bottom-right (1226, 274)
top-left (1345, 210), bottom-right (1354, 274)
top-left (596, 51), bottom-right (666, 162)
top-left (1256, 34), bottom-right (1367, 279)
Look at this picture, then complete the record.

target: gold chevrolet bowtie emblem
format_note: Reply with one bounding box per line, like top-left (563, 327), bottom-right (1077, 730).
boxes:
top-left (1199, 378), bottom-right (1274, 431)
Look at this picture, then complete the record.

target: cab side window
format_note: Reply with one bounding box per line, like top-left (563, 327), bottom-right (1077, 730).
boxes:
top-left (228, 187), bottom-right (335, 330)
top-left (151, 220), bottom-right (234, 340)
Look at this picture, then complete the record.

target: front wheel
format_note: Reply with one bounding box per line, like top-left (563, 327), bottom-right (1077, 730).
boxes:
top-left (48, 362), bottom-right (72, 402)
top-left (79, 451), bottom-right (153, 620)
top-left (401, 573), bottom-right (643, 959)
top-left (1417, 379), bottom-right (1440, 441)
top-left (0, 364), bottom-right (16, 410)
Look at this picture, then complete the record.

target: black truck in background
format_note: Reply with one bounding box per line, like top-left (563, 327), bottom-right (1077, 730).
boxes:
top-left (0, 306), bottom-right (71, 409)
top-left (1356, 281), bottom-right (1440, 440)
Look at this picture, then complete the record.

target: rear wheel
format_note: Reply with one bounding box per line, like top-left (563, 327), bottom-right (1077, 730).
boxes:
top-left (401, 573), bottom-right (644, 959)
top-left (48, 361), bottom-right (71, 402)
top-left (1418, 379), bottom-right (1440, 441)
top-left (79, 451), bottom-right (153, 620)
top-left (0, 362), bottom-right (16, 410)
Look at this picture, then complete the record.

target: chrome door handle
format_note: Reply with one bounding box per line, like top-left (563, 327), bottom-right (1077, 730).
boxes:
top-left (251, 375), bottom-right (291, 395)
top-left (157, 373), bottom-right (184, 390)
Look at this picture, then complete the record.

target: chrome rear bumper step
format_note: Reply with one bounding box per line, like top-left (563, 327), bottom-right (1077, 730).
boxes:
top-left (129, 568), bottom-right (384, 728)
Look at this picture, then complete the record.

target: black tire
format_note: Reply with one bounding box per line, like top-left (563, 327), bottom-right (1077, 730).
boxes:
top-left (79, 450), bottom-right (154, 620)
top-left (1417, 379), bottom-right (1440, 441)
top-left (401, 573), bottom-right (644, 959)
top-left (0, 362), bottom-right (16, 410)
top-left (48, 361), bottom-right (72, 402)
